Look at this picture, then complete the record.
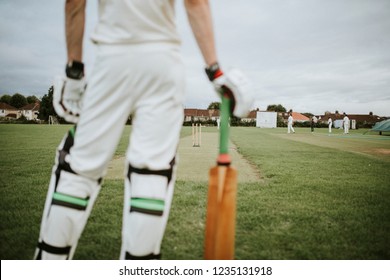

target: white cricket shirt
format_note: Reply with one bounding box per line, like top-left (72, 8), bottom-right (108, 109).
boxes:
top-left (91, 0), bottom-right (181, 45)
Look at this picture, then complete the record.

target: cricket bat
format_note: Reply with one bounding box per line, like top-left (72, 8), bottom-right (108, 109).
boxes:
top-left (204, 95), bottom-right (238, 260)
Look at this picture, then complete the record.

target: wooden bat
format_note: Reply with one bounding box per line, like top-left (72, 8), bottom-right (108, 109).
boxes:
top-left (204, 95), bottom-right (237, 260)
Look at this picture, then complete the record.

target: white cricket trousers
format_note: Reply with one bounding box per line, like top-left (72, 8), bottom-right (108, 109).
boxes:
top-left (288, 124), bottom-right (295, 133)
top-left (344, 124), bottom-right (349, 134)
top-left (35, 43), bottom-right (185, 260)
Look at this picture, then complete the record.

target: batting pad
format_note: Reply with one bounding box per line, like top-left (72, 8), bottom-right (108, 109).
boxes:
top-left (120, 163), bottom-right (176, 259)
top-left (34, 130), bottom-right (102, 260)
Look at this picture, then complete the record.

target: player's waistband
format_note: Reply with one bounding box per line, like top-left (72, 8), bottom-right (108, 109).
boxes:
top-left (94, 41), bottom-right (181, 55)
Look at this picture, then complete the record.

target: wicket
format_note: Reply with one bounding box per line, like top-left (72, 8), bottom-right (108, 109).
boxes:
top-left (192, 123), bottom-right (202, 147)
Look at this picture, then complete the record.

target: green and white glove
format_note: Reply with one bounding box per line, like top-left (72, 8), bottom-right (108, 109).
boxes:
top-left (206, 62), bottom-right (254, 118)
top-left (53, 61), bottom-right (86, 123)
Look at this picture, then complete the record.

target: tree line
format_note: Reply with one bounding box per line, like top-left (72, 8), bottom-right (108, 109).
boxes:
top-left (0, 93), bottom-right (39, 108)
top-left (1, 86), bottom-right (59, 122)
top-left (2, 89), bottom-right (302, 125)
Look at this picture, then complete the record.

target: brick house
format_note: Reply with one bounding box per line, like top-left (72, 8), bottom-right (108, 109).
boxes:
top-left (0, 102), bottom-right (20, 119)
top-left (20, 101), bottom-right (40, 120)
top-left (184, 108), bottom-right (219, 122)
top-left (280, 111), bottom-right (310, 123)
top-left (319, 112), bottom-right (386, 128)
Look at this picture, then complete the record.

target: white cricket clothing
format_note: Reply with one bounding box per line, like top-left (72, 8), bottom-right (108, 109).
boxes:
top-left (328, 118), bottom-right (332, 133)
top-left (343, 116), bottom-right (350, 134)
top-left (70, 44), bottom-right (185, 179)
top-left (287, 115), bottom-right (295, 133)
top-left (91, 0), bottom-right (180, 45)
top-left (36, 0), bottom-right (185, 260)
top-left (34, 133), bottom-right (102, 260)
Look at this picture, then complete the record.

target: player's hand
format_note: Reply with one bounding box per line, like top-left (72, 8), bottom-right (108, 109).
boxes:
top-left (53, 61), bottom-right (86, 123)
top-left (205, 63), bottom-right (254, 117)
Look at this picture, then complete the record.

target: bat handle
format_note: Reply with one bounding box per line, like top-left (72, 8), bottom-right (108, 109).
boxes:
top-left (219, 95), bottom-right (231, 161)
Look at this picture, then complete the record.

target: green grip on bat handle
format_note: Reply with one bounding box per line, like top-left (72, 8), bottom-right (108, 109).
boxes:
top-left (218, 94), bottom-right (231, 165)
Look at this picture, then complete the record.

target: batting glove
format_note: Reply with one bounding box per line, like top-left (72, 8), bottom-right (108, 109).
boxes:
top-left (53, 61), bottom-right (86, 123)
top-left (205, 63), bottom-right (254, 118)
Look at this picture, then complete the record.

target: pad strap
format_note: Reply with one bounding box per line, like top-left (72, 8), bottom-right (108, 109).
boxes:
top-left (127, 158), bottom-right (175, 183)
top-left (35, 241), bottom-right (71, 259)
top-left (52, 192), bottom-right (89, 211)
top-left (125, 252), bottom-right (161, 260)
top-left (126, 158), bottom-right (175, 216)
top-left (52, 126), bottom-right (102, 210)
top-left (130, 197), bottom-right (165, 216)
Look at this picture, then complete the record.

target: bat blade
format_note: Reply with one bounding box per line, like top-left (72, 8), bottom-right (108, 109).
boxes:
top-left (204, 165), bottom-right (237, 260)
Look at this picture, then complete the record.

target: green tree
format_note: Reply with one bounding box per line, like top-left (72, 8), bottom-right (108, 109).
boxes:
top-left (0, 94), bottom-right (12, 104)
top-left (27, 95), bottom-right (39, 104)
top-left (230, 115), bottom-right (241, 126)
top-left (39, 86), bottom-right (56, 121)
top-left (10, 93), bottom-right (27, 108)
top-left (267, 104), bottom-right (286, 112)
top-left (207, 101), bottom-right (220, 110)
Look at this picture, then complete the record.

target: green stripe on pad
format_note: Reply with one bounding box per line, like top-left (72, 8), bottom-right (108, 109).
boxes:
top-left (53, 192), bottom-right (89, 207)
top-left (131, 198), bottom-right (165, 212)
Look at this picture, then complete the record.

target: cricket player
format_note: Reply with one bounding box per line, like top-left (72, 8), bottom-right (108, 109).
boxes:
top-left (343, 113), bottom-right (350, 134)
top-left (328, 117), bottom-right (332, 134)
top-left (34, 0), bottom-right (254, 260)
top-left (287, 113), bottom-right (295, 133)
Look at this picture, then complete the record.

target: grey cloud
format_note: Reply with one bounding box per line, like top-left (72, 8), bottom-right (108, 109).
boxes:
top-left (1, 0), bottom-right (389, 116)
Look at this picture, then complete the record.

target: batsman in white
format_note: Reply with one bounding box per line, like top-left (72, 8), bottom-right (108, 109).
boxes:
top-left (287, 113), bottom-right (295, 134)
top-left (328, 117), bottom-right (332, 134)
top-left (34, 0), bottom-right (253, 260)
top-left (343, 113), bottom-right (350, 134)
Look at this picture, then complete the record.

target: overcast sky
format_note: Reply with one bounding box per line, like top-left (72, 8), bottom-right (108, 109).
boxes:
top-left (1, 0), bottom-right (389, 116)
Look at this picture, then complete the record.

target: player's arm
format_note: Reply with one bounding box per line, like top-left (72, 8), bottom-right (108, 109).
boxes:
top-left (184, 0), bottom-right (254, 117)
top-left (52, 0), bottom-right (87, 123)
top-left (65, 0), bottom-right (86, 63)
top-left (184, 0), bottom-right (217, 66)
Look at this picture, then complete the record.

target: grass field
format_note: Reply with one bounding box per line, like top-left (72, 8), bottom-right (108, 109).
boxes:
top-left (0, 124), bottom-right (389, 260)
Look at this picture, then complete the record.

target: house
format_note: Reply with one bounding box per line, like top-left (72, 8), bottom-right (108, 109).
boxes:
top-left (280, 112), bottom-right (310, 123)
top-left (184, 108), bottom-right (259, 123)
top-left (184, 108), bottom-right (219, 122)
top-left (0, 102), bottom-right (20, 119)
top-left (319, 112), bottom-right (386, 129)
top-left (20, 101), bottom-right (40, 120)
top-left (241, 109), bottom-right (258, 122)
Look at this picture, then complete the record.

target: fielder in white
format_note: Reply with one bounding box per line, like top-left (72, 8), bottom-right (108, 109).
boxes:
top-left (343, 113), bottom-right (350, 134)
top-left (287, 113), bottom-right (295, 133)
top-left (34, 0), bottom-right (253, 260)
top-left (328, 117), bottom-right (332, 134)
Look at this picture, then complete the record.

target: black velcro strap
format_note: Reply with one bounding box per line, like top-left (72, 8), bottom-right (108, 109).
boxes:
top-left (62, 126), bottom-right (76, 153)
top-left (128, 166), bottom-right (172, 182)
top-left (205, 62), bottom-right (222, 81)
top-left (58, 150), bottom-right (77, 174)
top-left (127, 157), bottom-right (175, 183)
top-left (125, 252), bottom-right (161, 260)
top-left (54, 128), bottom-right (77, 188)
top-left (66, 61), bottom-right (84, 79)
top-left (130, 206), bottom-right (163, 216)
top-left (37, 241), bottom-right (71, 256)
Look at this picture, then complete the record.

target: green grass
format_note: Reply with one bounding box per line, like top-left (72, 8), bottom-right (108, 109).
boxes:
top-left (229, 128), bottom-right (390, 259)
top-left (0, 124), bottom-right (389, 259)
